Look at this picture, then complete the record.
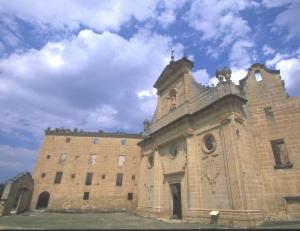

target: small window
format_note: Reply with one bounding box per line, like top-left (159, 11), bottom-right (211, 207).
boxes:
top-left (121, 139), bottom-right (126, 145)
top-left (132, 175), bottom-right (135, 181)
top-left (88, 154), bottom-right (96, 166)
top-left (54, 172), bottom-right (63, 184)
top-left (101, 174), bottom-right (106, 180)
top-left (83, 192), bottom-right (89, 200)
top-left (116, 173), bottom-right (123, 186)
top-left (71, 173), bottom-right (75, 179)
top-left (264, 107), bottom-right (274, 121)
top-left (147, 155), bottom-right (154, 168)
top-left (127, 192), bottom-right (133, 200)
top-left (75, 155), bottom-right (79, 160)
top-left (85, 172), bottom-right (93, 185)
top-left (66, 137), bottom-right (71, 143)
top-left (59, 153), bottom-right (67, 164)
top-left (118, 155), bottom-right (125, 167)
top-left (271, 139), bottom-right (292, 169)
top-left (93, 138), bottom-right (99, 144)
top-left (255, 70), bottom-right (262, 81)
top-left (41, 173), bottom-right (46, 178)
top-left (46, 155), bottom-right (51, 159)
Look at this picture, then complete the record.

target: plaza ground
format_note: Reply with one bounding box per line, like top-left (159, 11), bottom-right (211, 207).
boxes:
top-left (0, 211), bottom-right (300, 229)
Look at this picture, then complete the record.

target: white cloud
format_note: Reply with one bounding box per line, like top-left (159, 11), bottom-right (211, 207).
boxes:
top-left (263, 0), bottom-right (300, 39)
top-left (185, 0), bottom-right (253, 47)
top-left (263, 44), bottom-right (275, 56)
top-left (266, 53), bottom-right (289, 67)
top-left (193, 69), bottom-right (211, 85)
top-left (229, 39), bottom-right (254, 68)
top-left (274, 58), bottom-right (300, 96)
top-left (0, 29), bottom-right (182, 138)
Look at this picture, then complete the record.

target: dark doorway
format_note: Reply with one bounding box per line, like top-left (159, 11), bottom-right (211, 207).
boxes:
top-left (170, 183), bottom-right (182, 219)
top-left (36, 191), bottom-right (50, 209)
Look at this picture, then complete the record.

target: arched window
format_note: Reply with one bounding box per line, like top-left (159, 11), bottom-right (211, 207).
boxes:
top-left (255, 70), bottom-right (262, 81)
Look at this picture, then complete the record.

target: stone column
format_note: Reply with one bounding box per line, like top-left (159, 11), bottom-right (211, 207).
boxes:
top-left (151, 147), bottom-right (163, 213)
top-left (185, 129), bottom-right (201, 209)
top-left (220, 113), bottom-right (247, 210)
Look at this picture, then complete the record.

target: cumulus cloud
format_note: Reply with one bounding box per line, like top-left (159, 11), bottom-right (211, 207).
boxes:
top-left (184, 0), bottom-right (256, 57)
top-left (229, 39), bottom-right (254, 68)
top-left (0, 29), bottom-right (182, 140)
top-left (263, 0), bottom-right (300, 39)
top-left (193, 69), bottom-right (211, 85)
top-left (263, 44), bottom-right (275, 56)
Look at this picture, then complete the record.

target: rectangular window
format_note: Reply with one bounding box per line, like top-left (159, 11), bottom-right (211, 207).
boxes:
top-left (121, 139), bottom-right (126, 145)
top-left (264, 107), bottom-right (274, 121)
top-left (93, 138), bottom-right (99, 144)
top-left (101, 174), bottom-right (106, 180)
top-left (118, 155), bottom-right (125, 167)
top-left (132, 175), bottom-right (135, 181)
top-left (83, 192), bottom-right (89, 200)
top-left (127, 193), bottom-right (133, 200)
top-left (46, 155), bottom-right (51, 159)
top-left (71, 173), bottom-right (75, 179)
top-left (66, 137), bottom-right (71, 143)
top-left (41, 173), bottom-right (46, 178)
top-left (271, 139), bottom-right (292, 169)
top-left (59, 153), bottom-right (67, 164)
top-left (116, 173), bottom-right (123, 186)
top-left (85, 172), bottom-right (93, 185)
top-left (88, 154), bottom-right (96, 166)
top-left (54, 172), bottom-right (63, 184)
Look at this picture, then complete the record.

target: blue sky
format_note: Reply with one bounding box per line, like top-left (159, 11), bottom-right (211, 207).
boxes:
top-left (0, 0), bottom-right (299, 182)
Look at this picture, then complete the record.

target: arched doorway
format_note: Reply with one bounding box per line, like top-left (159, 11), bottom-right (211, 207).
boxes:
top-left (36, 191), bottom-right (50, 209)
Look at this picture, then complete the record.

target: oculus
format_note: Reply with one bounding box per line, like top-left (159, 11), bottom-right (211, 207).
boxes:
top-left (202, 134), bottom-right (216, 154)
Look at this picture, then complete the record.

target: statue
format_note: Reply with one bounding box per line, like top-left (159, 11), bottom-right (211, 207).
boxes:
top-left (143, 119), bottom-right (150, 131)
top-left (216, 67), bottom-right (232, 83)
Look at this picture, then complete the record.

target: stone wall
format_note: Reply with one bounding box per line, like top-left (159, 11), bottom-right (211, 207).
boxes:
top-left (240, 64), bottom-right (300, 220)
top-left (0, 172), bottom-right (34, 216)
top-left (31, 132), bottom-right (142, 212)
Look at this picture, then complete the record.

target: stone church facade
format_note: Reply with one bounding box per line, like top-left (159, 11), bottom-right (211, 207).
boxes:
top-left (30, 57), bottom-right (300, 227)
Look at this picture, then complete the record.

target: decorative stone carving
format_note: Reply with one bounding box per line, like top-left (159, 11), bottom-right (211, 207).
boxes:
top-left (143, 119), bottom-right (150, 131)
top-left (203, 157), bottom-right (221, 194)
top-left (216, 67), bottom-right (232, 83)
top-left (201, 133), bottom-right (217, 154)
top-left (169, 144), bottom-right (178, 159)
top-left (216, 68), bottom-right (224, 82)
top-left (147, 154), bottom-right (154, 169)
top-left (144, 184), bottom-right (154, 200)
top-left (169, 88), bottom-right (177, 111)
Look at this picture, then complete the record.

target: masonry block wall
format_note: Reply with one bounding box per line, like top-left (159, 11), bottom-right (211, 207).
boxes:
top-left (240, 64), bottom-right (300, 220)
top-left (31, 131), bottom-right (142, 212)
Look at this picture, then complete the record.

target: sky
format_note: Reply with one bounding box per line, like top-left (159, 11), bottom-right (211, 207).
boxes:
top-left (0, 0), bottom-right (299, 183)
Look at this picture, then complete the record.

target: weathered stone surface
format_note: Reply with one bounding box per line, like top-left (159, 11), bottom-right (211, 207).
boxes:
top-left (31, 132), bottom-right (142, 212)
top-left (0, 172), bottom-right (34, 216)
top-left (137, 58), bottom-right (300, 227)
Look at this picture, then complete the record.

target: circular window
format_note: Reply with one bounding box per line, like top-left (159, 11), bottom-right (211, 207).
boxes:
top-left (169, 144), bottom-right (178, 159)
top-left (147, 154), bottom-right (154, 168)
top-left (202, 134), bottom-right (216, 154)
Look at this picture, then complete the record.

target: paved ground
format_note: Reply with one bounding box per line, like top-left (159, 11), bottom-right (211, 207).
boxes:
top-left (0, 211), bottom-right (300, 229)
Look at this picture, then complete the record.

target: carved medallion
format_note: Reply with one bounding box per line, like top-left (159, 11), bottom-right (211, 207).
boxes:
top-left (201, 133), bottom-right (217, 154)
